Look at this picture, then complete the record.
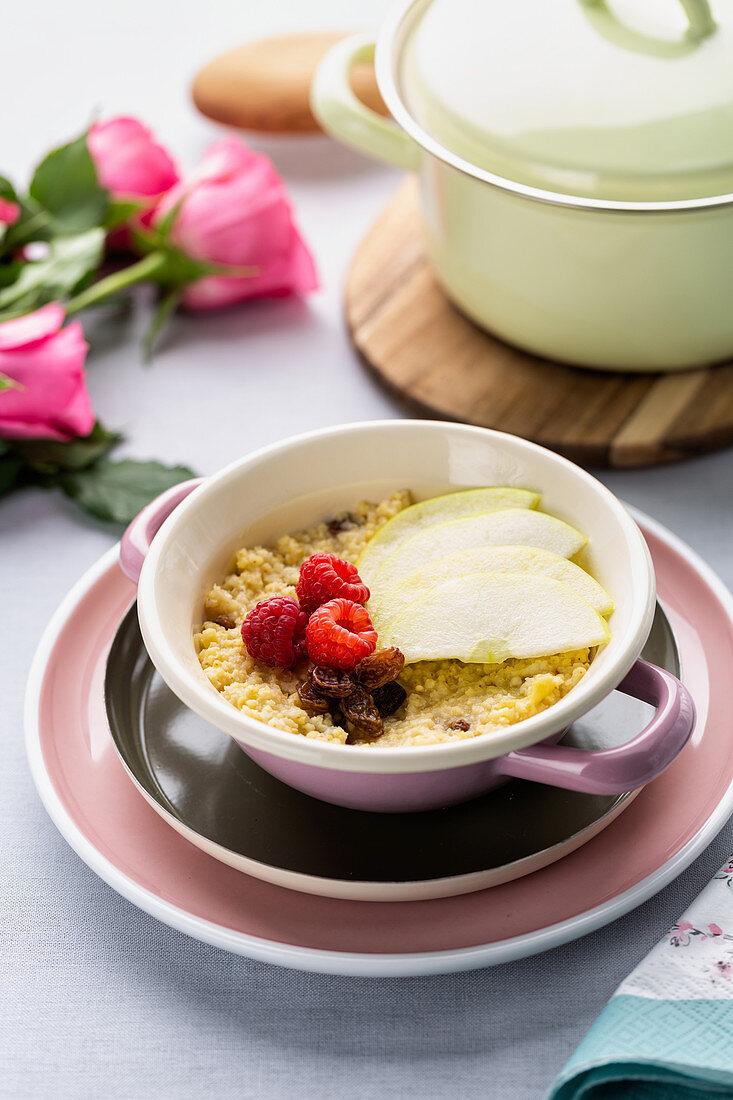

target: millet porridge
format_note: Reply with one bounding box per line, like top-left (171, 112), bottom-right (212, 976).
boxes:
top-left (195, 491), bottom-right (591, 747)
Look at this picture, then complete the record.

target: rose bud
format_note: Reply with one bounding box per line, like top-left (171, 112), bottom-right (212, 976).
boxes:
top-left (152, 137), bottom-right (318, 310)
top-left (0, 303), bottom-right (94, 441)
top-left (88, 116), bottom-right (179, 206)
top-left (0, 197), bottom-right (20, 228)
top-left (88, 116), bottom-right (179, 249)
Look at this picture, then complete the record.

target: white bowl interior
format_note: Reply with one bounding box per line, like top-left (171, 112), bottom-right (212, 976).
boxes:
top-left (137, 422), bottom-right (655, 771)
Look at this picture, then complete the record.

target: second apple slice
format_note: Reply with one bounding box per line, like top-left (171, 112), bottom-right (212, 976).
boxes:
top-left (370, 509), bottom-right (587, 600)
top-left (369, 544), bottom-right (613, 633)
top-left (380, 572), bottom-right (610, 665)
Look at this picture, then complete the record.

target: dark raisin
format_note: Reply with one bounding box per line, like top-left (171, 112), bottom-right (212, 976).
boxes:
top-left (340, 686), bottom-right (384, 738)
top-left (372, 681), bottom-right (407, 718)
top-left (448, 719), bottom-right (470, 732)
top-left (327, 512), bottom-right (356, 536)
top-left (214, 614), bottom-right (236, 630)
top-left (297, 680), bottom-right (329, 714)
top-left (310, 665), bottom-right (356, 699)
top-left (328, 702), bottom-right (348, 731)
top-left (355, 647), bottom-right (405, 691)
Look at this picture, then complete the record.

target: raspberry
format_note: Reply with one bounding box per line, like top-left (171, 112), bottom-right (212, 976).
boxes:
top-left (241, 596), bottom-right (308, 669)
top-left (296, 553), bottom-right (370, 616)
top-left (305, 598), bottom-right (378, 670)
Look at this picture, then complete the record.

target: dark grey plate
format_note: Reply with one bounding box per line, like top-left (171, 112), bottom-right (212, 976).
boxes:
top-left (105, 604), bottom-right (678, 898)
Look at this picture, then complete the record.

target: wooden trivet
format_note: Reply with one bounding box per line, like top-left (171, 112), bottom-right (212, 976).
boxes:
top-left (346, 180), bottom-right (733, 467)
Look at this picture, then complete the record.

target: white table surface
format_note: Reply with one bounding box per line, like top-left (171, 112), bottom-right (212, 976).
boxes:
top-left (3, 1), bottom-right (733, 1096)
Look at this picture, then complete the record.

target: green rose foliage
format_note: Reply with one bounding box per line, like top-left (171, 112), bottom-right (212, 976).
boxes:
top-left (0, 132), bottom-right (110, 318)
top-left (0, 425), bottom-right (195, 525)
top-left (0, 128), bottom-right (197, 523)
top-left (60, 458), bottom-right (196, 524)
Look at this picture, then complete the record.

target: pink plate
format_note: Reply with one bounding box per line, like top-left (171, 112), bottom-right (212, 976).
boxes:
top-left (25, 510), bottom-right (733, 976)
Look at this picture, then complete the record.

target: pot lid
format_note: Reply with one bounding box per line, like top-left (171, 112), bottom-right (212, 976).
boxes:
top-left (395, 0), bottom-right (733, 201)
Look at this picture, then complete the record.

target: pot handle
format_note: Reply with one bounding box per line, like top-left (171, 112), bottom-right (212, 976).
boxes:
top-left (578, 0), bottom-right (716, 56)
top-left (120, 477), bottom-right (203, 585)
top-left (495, 659), bottom-right (695, 795)
top-left (310, 33), bottom-right (420, 170)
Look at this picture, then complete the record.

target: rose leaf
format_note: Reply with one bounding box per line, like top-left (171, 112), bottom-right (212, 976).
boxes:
top-left (60, 458), bottom-right (196, 524)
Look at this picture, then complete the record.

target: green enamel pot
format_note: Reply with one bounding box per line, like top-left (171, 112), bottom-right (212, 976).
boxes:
top-left (312, 0), bottom-right (733, 372)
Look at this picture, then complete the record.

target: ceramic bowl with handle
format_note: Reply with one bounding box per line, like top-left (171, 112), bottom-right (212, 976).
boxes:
top-left (312, 0), bottom-right (733, 371)
top-left (120, 420), bottom-right (695, 813)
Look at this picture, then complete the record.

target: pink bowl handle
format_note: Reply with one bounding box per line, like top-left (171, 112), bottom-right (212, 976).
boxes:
top-left (496, 659), bottom-right (695, 795)
top-left (119, 478), bottom-right (203, 585)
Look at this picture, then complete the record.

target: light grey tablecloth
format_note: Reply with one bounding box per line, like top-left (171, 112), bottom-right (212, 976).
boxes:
top-left (3, 1), bottom-right (733, 1096)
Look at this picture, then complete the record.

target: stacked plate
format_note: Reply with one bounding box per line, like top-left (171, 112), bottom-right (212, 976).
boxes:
top-left (25, 509), bottom-right (733, 975)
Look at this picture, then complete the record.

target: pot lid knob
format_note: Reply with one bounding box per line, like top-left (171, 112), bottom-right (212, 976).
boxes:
top-left (579, 0), bottom-right (716, 57)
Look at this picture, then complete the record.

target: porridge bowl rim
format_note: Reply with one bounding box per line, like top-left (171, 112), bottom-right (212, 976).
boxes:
top-left (134, 419), bottom-right (657, 776)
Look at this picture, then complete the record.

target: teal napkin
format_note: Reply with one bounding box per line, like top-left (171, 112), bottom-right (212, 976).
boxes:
top-left (550, 854), bottom-right (733, 1099)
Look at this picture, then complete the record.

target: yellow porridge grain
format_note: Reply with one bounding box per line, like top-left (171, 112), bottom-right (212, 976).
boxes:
top-left (195, 491), bottom-right (592, 747)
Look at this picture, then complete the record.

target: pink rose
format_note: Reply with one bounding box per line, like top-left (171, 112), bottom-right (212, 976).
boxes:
top-left (153, 138), bottom-right (318, 310)
top-left (0, 197), bottom-right (20, 227)
top-left (0, 303), bottom-right (94, 441)
top-left (88, 116), bottom-right (179, 204)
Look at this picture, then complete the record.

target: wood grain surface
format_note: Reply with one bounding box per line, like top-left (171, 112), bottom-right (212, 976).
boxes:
top-left (192, 32), bottom-right (386, 134)
top-left (346, 180), bottom-right (733, 468)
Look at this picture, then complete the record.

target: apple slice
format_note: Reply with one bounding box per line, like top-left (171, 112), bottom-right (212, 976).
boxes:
top-left (357, 487), bottom-right (539, 585)
top-left (380, 572), bottom-right (610, 665)
top-left (370, 509), bottom-right (587, 600)
top-left (369, 544), bottom-right (612, 633)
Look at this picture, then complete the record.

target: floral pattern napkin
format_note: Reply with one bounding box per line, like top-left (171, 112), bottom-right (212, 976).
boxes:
top-left (550, 855), bottom-right (733, 1098)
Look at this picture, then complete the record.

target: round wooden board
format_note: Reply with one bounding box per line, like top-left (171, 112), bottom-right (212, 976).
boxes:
top-left (192, 32), bottom-right (386, 134)
top-left (346, 180), bottom-right (733, 467)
